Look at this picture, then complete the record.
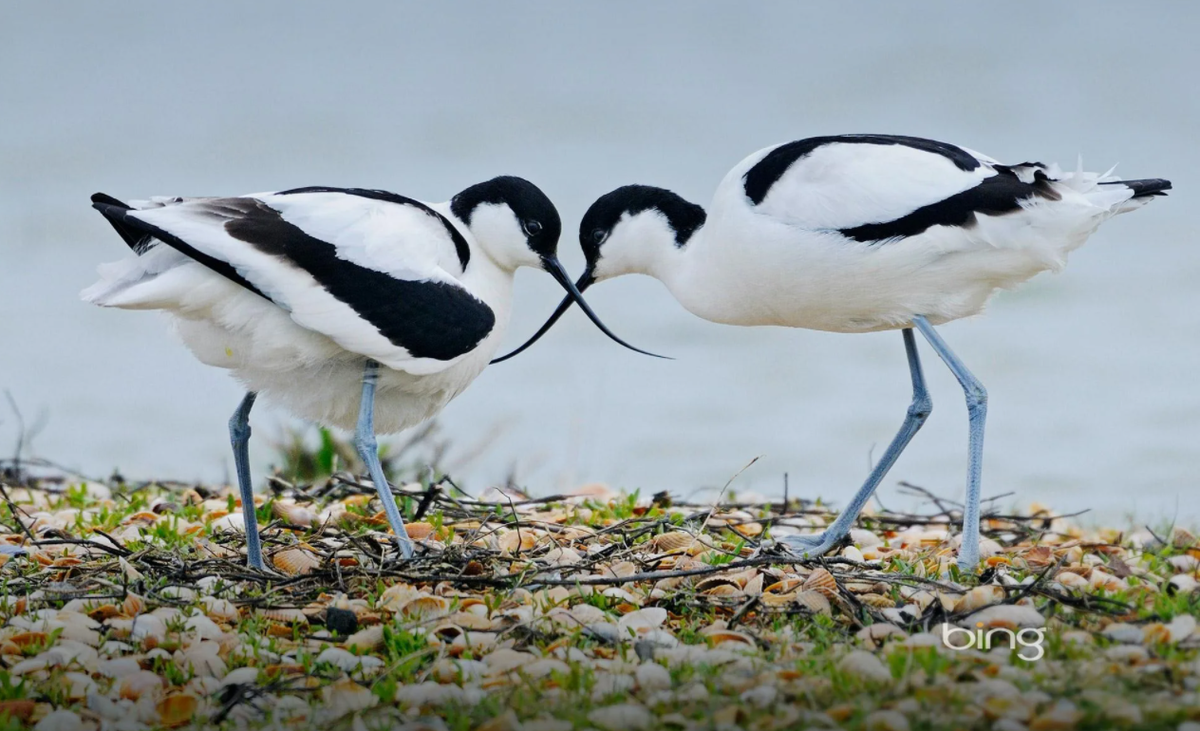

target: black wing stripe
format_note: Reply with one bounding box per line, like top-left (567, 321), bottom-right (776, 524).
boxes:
top-left (1097, 178), bottom-right (1172, 198)
top-left (838, 168), bottom-right (1060, 243)
top-left (92, 202), bottom-right (269, 297)
top-left (221, 198), bottom-right (493, 361)
top-left (743, 134), bottom-right (982, 206)
top-left (277, 186), bottom-right (472, 271)
top-left (91, 193), bottom-right (156, 254)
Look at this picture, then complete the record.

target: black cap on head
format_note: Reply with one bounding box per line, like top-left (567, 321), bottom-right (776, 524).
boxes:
top-left (578, 185), bottom-right (706, 264)
top-left (451, 176), bottom-right (562, 259)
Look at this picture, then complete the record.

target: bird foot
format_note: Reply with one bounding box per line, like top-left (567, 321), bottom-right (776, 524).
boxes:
top-left (778, 533), bottom-right (838, 559)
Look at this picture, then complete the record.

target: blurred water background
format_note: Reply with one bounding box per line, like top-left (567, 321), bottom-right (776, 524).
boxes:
top-left (3, 2), bottom-right (1197, 524)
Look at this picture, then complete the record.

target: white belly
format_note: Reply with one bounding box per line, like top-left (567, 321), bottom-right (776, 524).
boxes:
top-left (161, 278), bottom-right (501, 434)
top-left (674, 204), bottom-right (1106, 333)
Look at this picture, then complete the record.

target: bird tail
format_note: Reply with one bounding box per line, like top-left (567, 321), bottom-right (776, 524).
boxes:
top-left (84, 193), bottom-right (191, 308)
top-left (91, 192), bottom-right (155, 254)
top-left (1098, 178), bottom-right (1172, 199)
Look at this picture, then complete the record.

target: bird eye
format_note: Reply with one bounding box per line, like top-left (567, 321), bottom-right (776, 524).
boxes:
top-left (522, 220), bottom-right (543, 236)
top-left (591, 228), bottom-right (608, 244)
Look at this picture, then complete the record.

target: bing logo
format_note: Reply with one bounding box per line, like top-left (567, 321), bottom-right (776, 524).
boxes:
top-left (942, 622), bottom-right (1046, 661)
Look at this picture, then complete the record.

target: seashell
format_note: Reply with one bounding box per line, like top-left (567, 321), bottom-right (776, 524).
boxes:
top-left (927, 592), bottom-right (958, 614)
top-left (635, 662), bottom-right (672, 692)
top-left (1141, 623), bottom-right (1170, 645)
top-left (540, 546), bottom-right (583, 567)
top-left (1167, 574), bottom-right (1199, 596)
top-left (257, 608), bottom-right (308, 624)
top-left (448, 611), bottom-right (495, 630)
top-left (959, 604), bottom-right (1044, 630)
top-left (1054, 571), bottom-right (1089, 590)
top-left (741, 573), bottom-right (764, 596)
top-left (1101, 623), bottom-right (1144, 644)
top-left (652, 531), bottom-right (702, 554)
top-left (864, 710), bottom-right (910, 731)
top-left (1165, 613), bottom-right (1197, 643)
top-left (85, 604), bottom-right (122, 622)
top-left (58, 671), bottom-right (97, 700)
top-left (400, 595), bottom-right (450, 621)
top-left (617, 607), bottom-right (667, 637)
top-left (859, 593), bottom-right (896, 609)
top-left (211, 512), bottom-right (248, 533)
top-left (377, 583), bottom-right (421, 612)
top-left (0, 701), bottom-right (34, 723)
top-left (1171, 527), bottom-right (1197, 549)
top-left (1168, 554), bottom-right (1200, 572)
top-left (856, 623), bottom-right (907, 649)
top-left (695, 576), bottom-right (741, 595)
top-left (759, 590), bottom-right (798, 607)
top-left (602, 561), bottom-right (638, 579)
top-left (844, 580), bottom-right (884, 594)
top-left (1088, 569), bottom-right (1125, 592)
top-left (702, 629), bottom-right (756, 648)
top-left (842, 545), bottom-right (865, 562)
top-left (119, 670), bottom-right (166, 701)
top-left (431, 623), bottom-right (465, 642)
top-left (803, 568), bottom-right (839, 599)
top-left (587, 703), bottom-right (651, 731)
top-left (319, 677), bottom-right (378, 719)
top-left (764, 576), bottom-right (802, 594)
top-left (730, 521), bottom-right (763, 538)
top-left (907, 591), bottom-right (936, 612)
top-left (849, 529), bottom-right (883, 548)
top-left (273, 502), bottom-right (320, 527)
top-left (315, 647), bottom-right (385, 674)
top-left (1029, 700), bottom-right (1084, 730)
top-left (343, 625), bottom-right (385, 652)
top-left (272, 547), bottom-right (321, 576)
top-left (497, 529), bottom-right (540, 554)
top-left (838, 650), bottom-right (892, 683)
top-left (9, 631), bottom-right (48, 650)
top-left (403, 521), bottom-right (436, 541)
top-left (954, 585), bottom-right (1005, 614)
top-left (31, 710), bottom-right (89, 731)
top-left (201, 597), bottom-right (238, 623)
top-left (794, 590), bottom-right (832, 616)
top-left (122, 511), bottom-right (160, 525)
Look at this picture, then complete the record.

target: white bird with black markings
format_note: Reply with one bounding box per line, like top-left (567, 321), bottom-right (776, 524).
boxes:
top-left (83, 176), bottom-right (650, 571)
top-left (494, 134), bottom-right (1171, 570)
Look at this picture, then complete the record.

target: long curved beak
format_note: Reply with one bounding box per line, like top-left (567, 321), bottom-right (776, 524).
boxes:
top-left (492, 259), bottom-right (669, 364)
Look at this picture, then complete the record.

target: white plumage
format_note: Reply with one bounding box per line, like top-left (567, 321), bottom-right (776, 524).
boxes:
top-left (86, 190), bottom-right (514, 432)
top-left (83, 176), bottom-right (623, 569)
top-left (498, 134), bottom-right (1170, 570)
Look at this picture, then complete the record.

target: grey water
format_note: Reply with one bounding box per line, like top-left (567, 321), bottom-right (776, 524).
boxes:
top-left (3, 3), bottom-right (1198, 524)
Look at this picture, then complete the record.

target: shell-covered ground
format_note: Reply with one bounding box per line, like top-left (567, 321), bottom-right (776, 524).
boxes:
top-left (1, 458), bottom-right (1199, 731)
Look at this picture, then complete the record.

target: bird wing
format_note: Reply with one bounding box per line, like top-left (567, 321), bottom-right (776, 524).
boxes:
top-left (739, 134), bottom-right (1061, 242)
top-left (95, 189), bottom-right (495, 374)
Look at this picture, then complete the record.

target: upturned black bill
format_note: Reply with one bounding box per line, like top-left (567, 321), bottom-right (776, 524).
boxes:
top-left (493, 261), bottom-right (668, 363)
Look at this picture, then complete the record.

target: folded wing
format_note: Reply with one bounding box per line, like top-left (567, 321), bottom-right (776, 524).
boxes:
top-left (89, 189), bottom-right (494, 374)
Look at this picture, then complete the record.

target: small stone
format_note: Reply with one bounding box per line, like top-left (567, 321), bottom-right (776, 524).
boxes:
top-left (635, 662), bottom-right (672, 692)
top-left (865, 709), bottom-right (910, 731)
top-left (588, 703), bottom-right (652, 731)
top-left (838, 650), bottom-right (892, 683)
top-left (324, 607), bottom-right (358, 636)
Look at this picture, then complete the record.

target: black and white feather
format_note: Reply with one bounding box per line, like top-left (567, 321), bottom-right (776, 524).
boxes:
top-left (581, 134), bottom-right (1170, 333)
top-left (84, 179), bottom-right (558, 432)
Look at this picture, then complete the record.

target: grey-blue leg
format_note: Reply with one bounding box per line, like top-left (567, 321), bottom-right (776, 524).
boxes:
top-left (911, 315), bottom-right (987, 571)
top-left (229, 391), bottom-right (264, 570)
top-left (354, 360), bottom-right (415, 560)
top-left (782, 328), bottom-right (932, 558)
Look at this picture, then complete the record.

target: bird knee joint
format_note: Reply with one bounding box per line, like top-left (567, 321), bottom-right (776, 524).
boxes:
top-left (908, 392), bottom-right (933, 421)
top-left (354, 435), bottom-right (378, 457)
top-left (966, 385), bottom-right (988, 409)
top-left (228, 418), bottom-right (251, 442)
